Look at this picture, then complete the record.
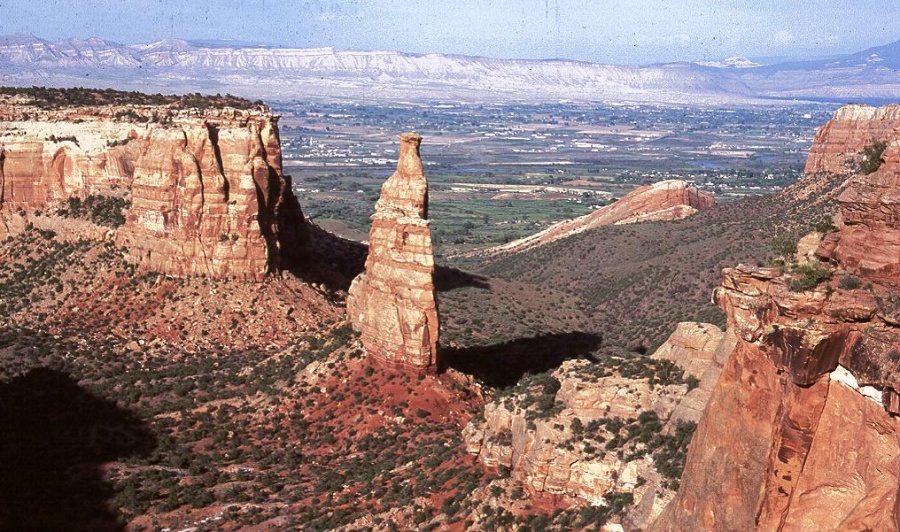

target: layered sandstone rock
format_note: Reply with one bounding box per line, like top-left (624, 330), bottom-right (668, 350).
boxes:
top-left (464, 323), bottom-right (730, 530)
top-left (653, 105), bottom-right (900, 532)
top-left (0, 99), bottom-right (304, 279)
top-left (346, 133), bottom-right (439, 371)
top-left (804, 104), bottom-right (900, 176)
top-left (651, 322), bottom-right (733, 426)
top-left (485, 180), bottom-right (714, 255)
top-left (463, 360), bottom-right (683, 512)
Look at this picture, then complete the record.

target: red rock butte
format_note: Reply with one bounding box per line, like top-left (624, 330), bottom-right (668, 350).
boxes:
top-left (346, 132), bottom-right (440, 371)
top-left (653, 104), bottom-right (900, 531)
top-left (0, 101), bottom-right (306, 280)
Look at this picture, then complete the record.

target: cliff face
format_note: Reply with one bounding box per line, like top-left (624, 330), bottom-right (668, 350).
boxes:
top-left (654, 105), bottom-right (900, 531)
top-left (804, 104), bottom-right (900, 176)
top-left (0, 102), bottom-right (305, 279)
top-left (346, 133), bottom-right (440, 371)
top-left (485, 180), bottom-right (714, 256)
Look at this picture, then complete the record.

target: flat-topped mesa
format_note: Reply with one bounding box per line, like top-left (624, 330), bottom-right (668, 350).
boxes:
top-left (346, 133), bottom-right (440, 372)
top-left (653, 104), bottom-right (900, 532)
top-left (0, 93), bottom-right (306, 280)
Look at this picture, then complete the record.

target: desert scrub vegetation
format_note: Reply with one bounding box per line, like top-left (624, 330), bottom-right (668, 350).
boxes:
top-left (473, 186), bottom-right (836, 352)
top-left (0, 86), bottom-right (260, 110)
top-left (0, 230), bottom-right (494, 530)
top-left (858, 140), bottom-right (887, 175)
top-left (771, 235), bottom-right (798, 264)
top-left (59, 195), bottom-right (130, 228)
top-left (838, 274), bottom-right (862, 290)
top-left (789, 261), bottom-right (830, 292)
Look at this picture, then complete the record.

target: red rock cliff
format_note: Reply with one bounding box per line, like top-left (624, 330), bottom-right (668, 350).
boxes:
top-left (0, 101), bottom-right (305, 279)
top-left (653, 105), bottom-right (900, 531)
top-left (804, 103), bottom-right (900, 176)
top-left (346, 133), bottom-right (440, 371)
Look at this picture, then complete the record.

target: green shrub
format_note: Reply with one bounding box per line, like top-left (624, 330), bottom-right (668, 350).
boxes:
top-left (813, 217), bottom-right (837, 234)
top-left (771, 235), bottom-right (797, 263)
top-left (838, 275), bottom-right (862, 290)
top-left (790, 262), bottom-right (830, 292)
top-left (859, 141), bottom-right (887, 174)
top-left (685, 374), bottom-right (700, 391)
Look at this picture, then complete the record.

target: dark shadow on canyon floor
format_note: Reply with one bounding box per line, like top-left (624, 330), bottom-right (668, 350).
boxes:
top-left (295, 223), bottom-right (491, 294)
top-left (441, 331), bottom-right (603, 388)
top-left (0, 368), bottom-right (156, 531)
top-left (434, 265), bottom-right (491, 292)
top-left (292, 224), bottom-right (367, 291)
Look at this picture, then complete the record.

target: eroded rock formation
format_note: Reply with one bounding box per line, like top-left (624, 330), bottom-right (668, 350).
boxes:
top-left (464, 323), bottom-right (728, 530)
top-left (346, 133), bottom-right (439, 371)
top-left (804, 104), bottom-right (900, 176)
top-left (651, 322), bottom-right (734, 427)
top-left (653, 105), bottom-right (900, 531)
top-left (485, 180), bottom-right (714, 255)
top-left (0, 98), bottom-right (305, 279)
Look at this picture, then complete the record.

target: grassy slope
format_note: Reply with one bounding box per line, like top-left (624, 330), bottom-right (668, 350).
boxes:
top-left (443, 172), bottom-right (847, 353)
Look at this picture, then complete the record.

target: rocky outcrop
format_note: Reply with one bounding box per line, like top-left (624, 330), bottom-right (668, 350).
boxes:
top-left (653, 104), bottom-right (900, 532)
top-left (463, 360), bottom-right (684, 520)
top-left (484, 180), bottom-right (714, 255)
top-left (0, 98), bottom-right (305, 279)
top-left (346, 133), bottom-right (439, 371)
top-left (804, 104), bottom-right (900, 176)
top-left (463, 323), bottom-right (730, 530)
top-left (651, 322), bottom-right (733, 426)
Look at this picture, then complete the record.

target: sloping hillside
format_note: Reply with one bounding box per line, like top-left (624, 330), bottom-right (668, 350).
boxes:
top-left (445, 172), bottom-right (846, 352)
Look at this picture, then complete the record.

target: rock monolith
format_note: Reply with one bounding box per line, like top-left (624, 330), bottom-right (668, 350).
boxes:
top-left (347, 133), bottom-right (440, 371)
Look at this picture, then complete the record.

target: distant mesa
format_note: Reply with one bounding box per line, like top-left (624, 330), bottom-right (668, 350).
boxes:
top-left (3, 33), bottom-right (900, 103)
top-left (483, 179), bottom-right (715, 256)
top-left (347, 132), bottom-right (440, 372)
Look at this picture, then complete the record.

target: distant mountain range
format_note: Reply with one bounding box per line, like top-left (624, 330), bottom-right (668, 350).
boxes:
top-left (1, 33), bottom-right (898, 104)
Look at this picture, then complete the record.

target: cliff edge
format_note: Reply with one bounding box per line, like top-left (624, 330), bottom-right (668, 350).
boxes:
top-left (0, 89), bottom-right (305, 280)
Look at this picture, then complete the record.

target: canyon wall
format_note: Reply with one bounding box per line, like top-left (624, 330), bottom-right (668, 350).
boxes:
top-left (0, 100), bottom-right (305, 279)
top-left (804, 104), bottom-right (900, 176)
top-left (346, 133), bottom-right (440, 371)
top-left (653, 104), bottom-right (900, 531)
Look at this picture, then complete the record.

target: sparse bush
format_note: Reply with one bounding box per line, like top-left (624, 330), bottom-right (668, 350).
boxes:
top-left (685, 374), bottom-right (700, 391)
top-left (813, 217), bottom-right (837, 234)
top-left (859, 141), bottom-right (887, 175)
top-left (771, 235), bottom-right (797, 263)
top-left (789, 261), bottom-right (830, 292)
top-left (839, 275), bottom-right (862, 290)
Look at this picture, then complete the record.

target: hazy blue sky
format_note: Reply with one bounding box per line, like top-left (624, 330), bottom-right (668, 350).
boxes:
top-left (2, 0), bottom-right (898, 64)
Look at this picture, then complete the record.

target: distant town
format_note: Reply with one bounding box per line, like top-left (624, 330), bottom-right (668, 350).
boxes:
top-left (277, 100), bottom-right (837, 252)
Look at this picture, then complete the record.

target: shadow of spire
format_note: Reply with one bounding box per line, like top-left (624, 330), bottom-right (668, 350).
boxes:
top-left (0, 368), bottom-right (156, 531)
top-left (441, 331), bottom-right (603, 388)
top-left (290, 223), bottom-right (492, 294)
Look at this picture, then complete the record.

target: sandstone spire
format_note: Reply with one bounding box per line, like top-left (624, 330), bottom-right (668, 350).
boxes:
top-left (346, 133), bottom-right (440, 371)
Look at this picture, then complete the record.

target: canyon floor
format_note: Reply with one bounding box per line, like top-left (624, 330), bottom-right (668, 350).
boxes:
top-left (0, 164), bottom-right (839, 531)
